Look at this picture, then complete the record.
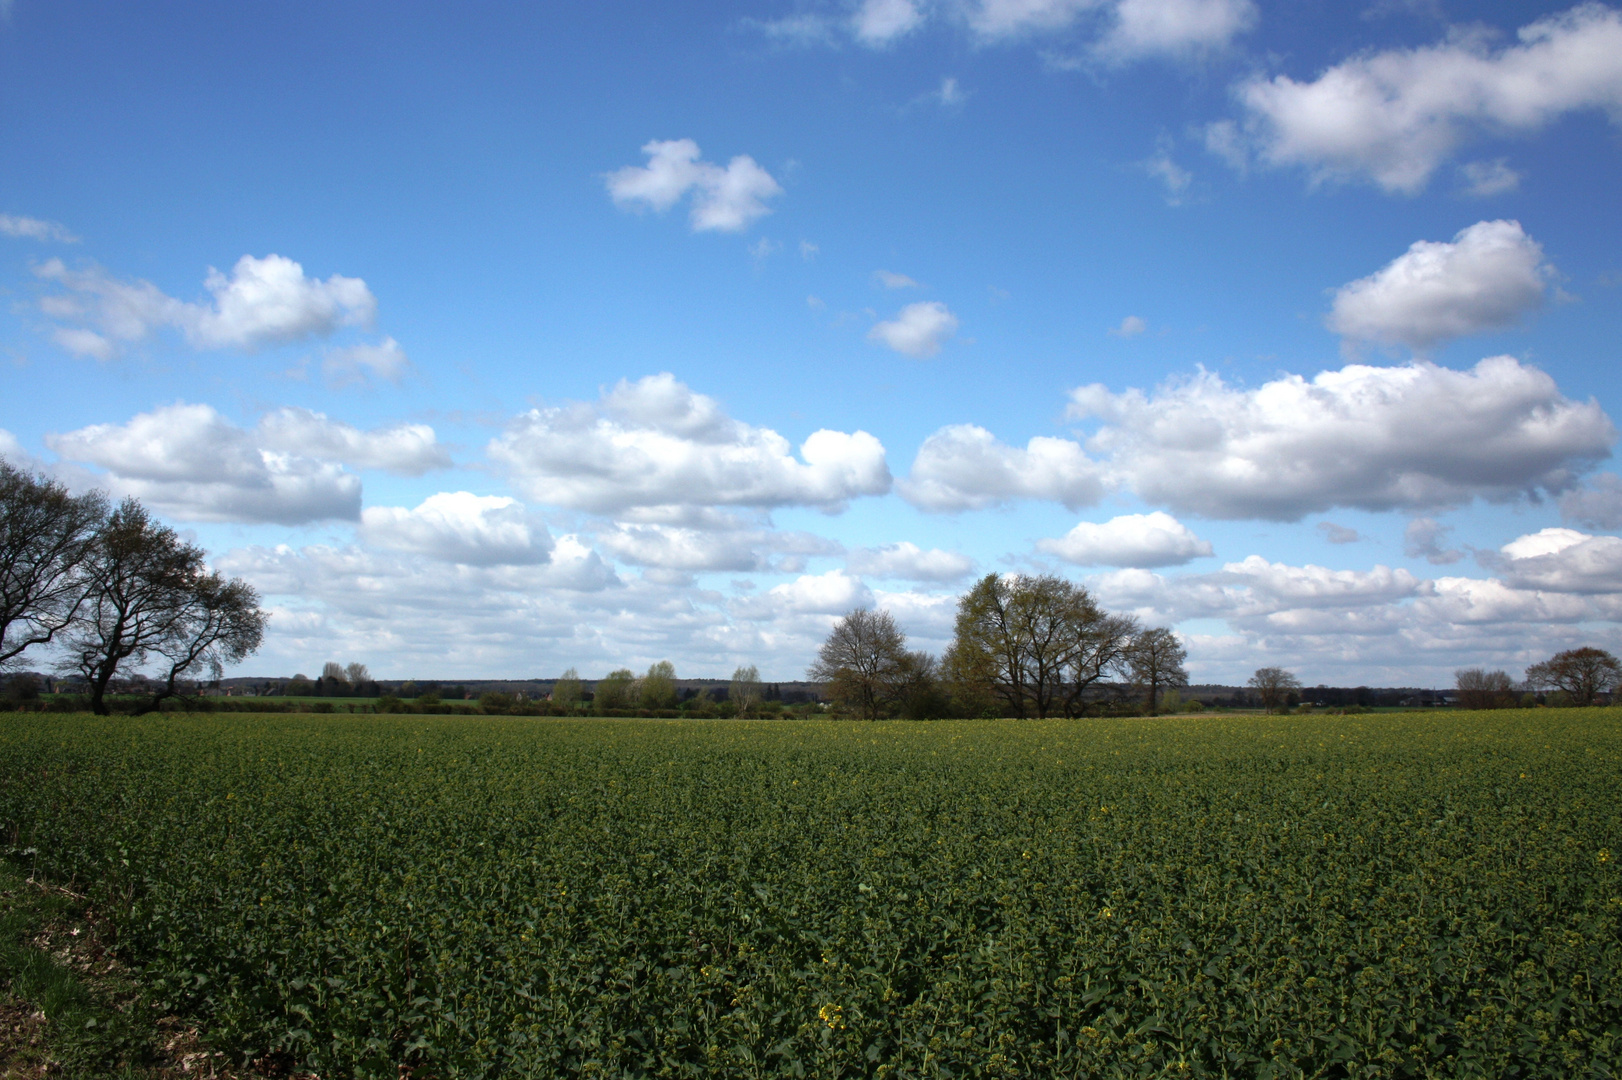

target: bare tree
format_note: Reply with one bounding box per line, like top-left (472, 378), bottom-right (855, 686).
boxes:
top-left (1525, 648), bottom-right (1622, 706)
top-left (344, 661), bottom-right (370, 687)
top-left (60, 498), bottom-right (264, 715)
top-left (1248, 667), bottom-right (1301, 714)
top-left (1061, 612), bottom-right (1139, 717)
top-left (0, 461), bottom-right (107, 667)
top-left (808, 608), bottom-right (910, 720)
top-left (130, 574), bottom-right (265, 715)
top-left (729, 664), bottom-right (762, 718)
top-left (1455, 668), bottom-right (1516, 710)
top-left (1126, 627), bottom-right (1188, 715)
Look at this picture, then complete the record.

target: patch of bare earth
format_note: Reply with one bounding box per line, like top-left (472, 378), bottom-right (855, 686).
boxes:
top-left (3, 875), bottom-right (315, 1079)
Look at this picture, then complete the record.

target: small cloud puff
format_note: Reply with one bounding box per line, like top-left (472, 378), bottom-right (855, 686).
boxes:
top-left (869, 301), bottom-right (959, 357)
top-left (606, 139), bottom-right (783, 233)
top-left (1038, 511), bottom-right (1213, 568)
top-left (1328, 220), bottom-right (1553, 352)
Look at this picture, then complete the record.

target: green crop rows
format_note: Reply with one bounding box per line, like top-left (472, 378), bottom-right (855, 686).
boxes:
top-left (0, 710), bottom-right (1618, 1078)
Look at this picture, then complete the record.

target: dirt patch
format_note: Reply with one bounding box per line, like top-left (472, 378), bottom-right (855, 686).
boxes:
top-left (0, 996), bottom-right (49, 1077)
top-left (2, 871), bottom-right (313, 1079)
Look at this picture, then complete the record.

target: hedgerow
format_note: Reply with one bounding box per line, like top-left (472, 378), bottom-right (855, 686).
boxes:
top-left (0, 710), bottom-right (1617, 1077)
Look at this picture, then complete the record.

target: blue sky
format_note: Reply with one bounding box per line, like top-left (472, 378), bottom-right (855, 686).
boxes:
top-left (4, 0), bottom-right (1621, 685)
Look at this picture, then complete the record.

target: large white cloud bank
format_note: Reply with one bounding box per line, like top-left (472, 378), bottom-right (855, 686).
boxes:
top-left (904, 357), bottom-right (1612, 520)
top-left (46, 403), bottom-right (448, 525)
top-left (37, 254), bottom-right (377, 359)
top-left (489, 374), bottom-right (891, 516)
top-left (1226, 4), bottom-right (1622, 192)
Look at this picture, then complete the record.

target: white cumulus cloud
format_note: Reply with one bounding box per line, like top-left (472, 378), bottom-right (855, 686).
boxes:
top-left (361, 492), bottom-right (552, 566)
top-left (847, 541), bottom-right (976, 582)
top-left (900, 423), bottom-right (1106, 512)
top-left (606, 139), bottom-right (784, 233)
top-left (1099, 0), bottom-right (1256, 60)
top-left (753, 0), bottom-right (1249, 63)
top-left (255, 408), bottom-right (450, 475)
top-left (48, 404), bottom-right (361, 524)
top-left (868, 301), bottom-right (959, 357)
top-left (1038, 511), bottom-right (1213, 567)
top-left (1328, 220), bottom-right (1553, 352)
top-left (36, 254), bottom-right (376, 358)
top-left (854, 0), bottom-right (926, 44)
top-left (1068, 356), bottom-right (1613, 520)
top-left (598, 523), bottom-right (839, 573)
top-left (47, 403), bottom-right (449, 524)
top-left (966, 0), bottom-right (1099, 39)
top-left (1496, 527), bottom-right (1622, 594)
top-left (966, 0), bottom-right (1253, 55)
top-left (734, 568), bottom-right (874, 619)
top-left (1228, 4), bottom-right (1622, 192)
top-left (488, 373), bottom-right (891, 515)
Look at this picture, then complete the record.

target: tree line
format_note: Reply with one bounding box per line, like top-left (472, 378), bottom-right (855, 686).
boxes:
top-left (808, 573), bottom-right (1190, 720)
top-left (0, 462), bottom-right (266, 714)
top-left (9, 457), bottom-right (1617, 718)
top-left (1454, 648), bottom-right (1622, 709)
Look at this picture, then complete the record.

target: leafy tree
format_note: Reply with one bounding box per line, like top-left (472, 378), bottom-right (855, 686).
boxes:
top-left (1126, 627), bottom-right (1188, 715)
top-left (595, 668), bottom-right (635, 712)
top-left (638, 660), bottom-right (678, 711)
top-left (807, 609), bottom-right (911, 720)
top-left (0, 461), bottom-right (107, 668)
top-left (1455, 667), bottom-right (1516, 710)
top-left (1525, 647), bottom-right (1622, 706)
top-left (730, 664), bottom-right (762, 718)
top-left (61, 499), bottom-right (264, 715)
top-left (945, 573), bottom-right (1132, 718)
top-left (551, 667), bottom-right (582, 711)
top-left (1248, 667), bottom-right (1302, 715)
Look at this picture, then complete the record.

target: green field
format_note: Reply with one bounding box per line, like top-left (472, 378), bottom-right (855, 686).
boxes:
top-left (0, 710), bottom-right (1617, 1078)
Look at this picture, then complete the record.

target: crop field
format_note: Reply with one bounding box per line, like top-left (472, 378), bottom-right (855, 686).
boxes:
top-left (0, 710), bottom-right (1618, 1078)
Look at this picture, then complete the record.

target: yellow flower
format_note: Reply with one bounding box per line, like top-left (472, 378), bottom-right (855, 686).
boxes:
top-left (1600, 849), bottom-right (1611, 864)
top-left (819, 1003), bottom-right (845, 1029)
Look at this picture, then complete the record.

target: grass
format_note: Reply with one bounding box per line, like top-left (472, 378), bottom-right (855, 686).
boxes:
top-left (0, 858), bottom-right (164, 1077)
